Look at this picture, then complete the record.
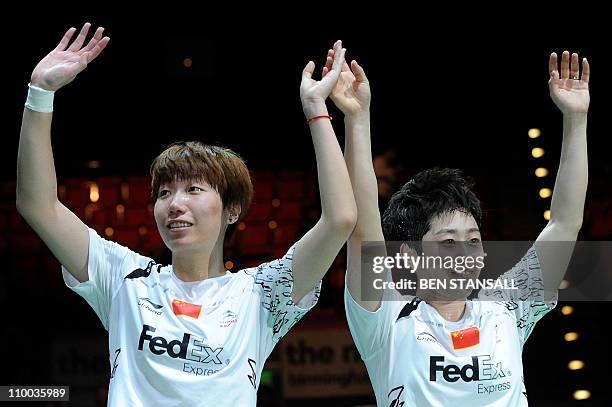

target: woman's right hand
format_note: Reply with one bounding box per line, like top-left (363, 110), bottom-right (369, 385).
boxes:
top-left (30, 22), bottom-right (110, 91)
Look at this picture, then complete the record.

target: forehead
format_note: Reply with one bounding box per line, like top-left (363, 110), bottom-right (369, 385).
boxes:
top-left (428, 210), bottom-right (479, 235)
top-left (160, 176), bottom-right (210, 186)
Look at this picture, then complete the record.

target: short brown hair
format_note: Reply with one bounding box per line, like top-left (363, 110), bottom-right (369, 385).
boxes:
top-left (150, 141), bottom-right (253, 219)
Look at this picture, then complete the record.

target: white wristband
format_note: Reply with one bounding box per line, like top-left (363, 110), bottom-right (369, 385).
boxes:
top-left (25, 83), bottom-right (55, 113)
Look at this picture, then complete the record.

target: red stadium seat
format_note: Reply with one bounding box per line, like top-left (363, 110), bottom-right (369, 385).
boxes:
top-left (113, 227), bottom-right (141, 249)
top-left (243, 202), bottom-right (273, 222)
top-left (251, 171), bottom-right (274, 202)
top-left (275, 202), bottom-right (302, 221)
top-left (62, 178), bottom-right (91, 207)
top-left (0, 180), bottom-right (16, 203)
top-left (237, 223), bottom-right (271, 247)
top-left (98, 177), bottom-right (122, 207)
top-left (125, 176), bottom-right (153, 205)
top-left (272, 222), bottom-right (300, 247)
top-left (12, 233), bottom-right (42, 254)
top-left (277, 173), bottom-right (305, 200)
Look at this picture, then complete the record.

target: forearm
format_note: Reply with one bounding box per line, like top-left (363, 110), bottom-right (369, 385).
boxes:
top-left (306, 104), bottom-right (357, 231)
top-left (344, 111), bottom-right (384, 241)
top-left (16, 107), bottom-right (59, 216)
top-left (549, 113), bottom-right (588, 232)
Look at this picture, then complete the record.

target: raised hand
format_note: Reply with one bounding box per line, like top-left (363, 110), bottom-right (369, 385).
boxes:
top-left (323, 50), bottom-right (370, 116)
top-left (300, 40), bottom-right (346, 116)
top-left (30, 23), bottom-right (110, 91)
top-left (549, 51), bottom-right (590, 115)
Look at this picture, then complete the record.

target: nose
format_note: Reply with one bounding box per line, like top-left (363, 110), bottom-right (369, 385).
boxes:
top-left (168, 191), bottom-right (188, 215)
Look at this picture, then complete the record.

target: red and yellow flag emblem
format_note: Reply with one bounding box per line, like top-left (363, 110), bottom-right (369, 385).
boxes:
top-left (172, 299), bottom-right (202, 319)
top-left (450, 326), bottom-right (480, 350)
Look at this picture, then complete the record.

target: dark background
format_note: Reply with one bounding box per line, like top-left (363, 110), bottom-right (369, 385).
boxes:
top-left (1, 8), bottom-right (611, 406)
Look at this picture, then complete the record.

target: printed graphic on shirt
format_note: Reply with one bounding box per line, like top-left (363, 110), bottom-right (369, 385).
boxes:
top-left (387, 385), bottom-right (406, 407)
top-left (450, 326), bottom-right (480, 350)
top-left (219, 310), bottom-right (238, 328)
top-left (125, 261), bottom-right (163, 280)
top-left (138, 324), bottom-right (227, 376)
top-left (247, 358), bottom-right (257, 389)
top-left (172, 299), bottom-right (202, 319)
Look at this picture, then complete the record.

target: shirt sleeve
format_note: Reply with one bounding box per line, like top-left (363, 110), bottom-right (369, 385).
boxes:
top-left (478, 245), bottom-right (558, 344)
top-left (253, 243), bottom-right (321, 345)
top-left (61, 227), bottom-right (153, 330)
top-left (344, 272), bottom-right (405, 360)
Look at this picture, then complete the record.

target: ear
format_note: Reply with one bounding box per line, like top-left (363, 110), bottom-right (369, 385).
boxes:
top-left (226, 204), bottom-right (242, 224)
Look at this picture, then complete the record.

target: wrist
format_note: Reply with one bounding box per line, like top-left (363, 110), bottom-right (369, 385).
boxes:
top-left (25, 83), bottom-right (55, 113)
top-left (344, 109), bottom-right (371, 123)
top-left (302, 100), bottom-right (328, 119)
top-left (563, 111), bottom-right (588, 121)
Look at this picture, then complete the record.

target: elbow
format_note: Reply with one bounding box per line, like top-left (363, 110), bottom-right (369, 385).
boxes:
top-left (548, 217), bottom-right (583, 238)
top-left (16, 192), bottom-right (55, 223)
top-left (327, 207), bottom-right (358, 236)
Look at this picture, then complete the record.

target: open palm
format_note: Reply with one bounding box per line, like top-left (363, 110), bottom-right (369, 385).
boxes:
top-left (31, 23), bottom-right (110, 91)
top-left (549, 51), bottom-right (590, 115)
top-left (323, 50), bottom-right (370, 116)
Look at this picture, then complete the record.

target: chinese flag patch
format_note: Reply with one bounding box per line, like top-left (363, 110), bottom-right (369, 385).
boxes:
top-left (172, 299), bottom-right (202, 319)
top-left (450, 326), bottom-right (480, 350)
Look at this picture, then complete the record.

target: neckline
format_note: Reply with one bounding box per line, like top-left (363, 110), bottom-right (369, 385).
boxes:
top-left (422, 299), bottom-right (473, 328)
top-left (168, 266), bottom-right (232, 286)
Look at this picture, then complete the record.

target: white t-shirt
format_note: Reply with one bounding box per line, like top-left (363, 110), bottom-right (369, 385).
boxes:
top-left (345, 246), bottom-right (557, 406)
top-left (62, 228), bottom-right (320, 407)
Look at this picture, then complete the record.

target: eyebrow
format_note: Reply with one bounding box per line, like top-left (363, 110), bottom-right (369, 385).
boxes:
top-left (434, 228), bottom-right (481, 235)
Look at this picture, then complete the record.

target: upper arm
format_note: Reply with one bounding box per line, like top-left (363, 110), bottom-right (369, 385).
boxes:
top-left (291, 216), bottom-right (355, 303)
top-left (18, 199), bottom-right (89, 283)
top-left (535, 220), bottom-right (579, 295)
top-left (346, 235), bottom-right (385, 312)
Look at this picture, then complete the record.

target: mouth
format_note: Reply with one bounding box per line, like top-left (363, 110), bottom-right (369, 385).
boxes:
top-left (166, 221), bottom-right (194, 231)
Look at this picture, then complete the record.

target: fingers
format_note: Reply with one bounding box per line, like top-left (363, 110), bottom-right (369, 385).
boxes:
top-left (322, 54), bottom-right (333, 77)
top-left (351, 60), bottom-right (368, 82)
top-left (581, 57), bottom-right (590, 83)
top-left (55, 27), bottom-right (77, 51)
top-left (80, 26), bottom-right (105, 55)
top-left (85, 36), bottom-right (110, 63)
top-left (68, 22), bottom-right (92, 52)
top-left (330, 40), bottom-right (346, 73)
top-left (302, 61), bottom-right (315, 79)
top-left (560, 50), bottom-right (570, 79)
top-left (549, 52), bottom-right (560, 82)
top-left (570, 52), bottom-right (580, 80)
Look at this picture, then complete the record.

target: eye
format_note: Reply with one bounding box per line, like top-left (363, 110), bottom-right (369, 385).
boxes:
top-left (189, 186), bottom-right (204, 192)
top-left (469, 237), bottom-right (481, 244)
top-left (158, 189), bottom-right (170, 198)
top-left (441, 239), bottom-right (455, 246)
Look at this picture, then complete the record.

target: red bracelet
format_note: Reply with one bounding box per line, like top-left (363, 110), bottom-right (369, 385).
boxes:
top-left (307, 115), bottom-right (332, 124)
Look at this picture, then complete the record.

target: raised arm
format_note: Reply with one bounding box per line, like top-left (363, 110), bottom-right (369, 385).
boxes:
top-left (16, 23), bottom-right (110, 283)
top-left (536, 50), bottom-right (589, 294)
top-left (323, 49), bottom-right (383, 311)
top-left (290, 41), bottom-right (358, 303)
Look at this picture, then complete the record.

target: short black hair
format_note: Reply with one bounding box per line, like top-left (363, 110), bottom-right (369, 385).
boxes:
top-left (382, 168), bottom-right (482, 243)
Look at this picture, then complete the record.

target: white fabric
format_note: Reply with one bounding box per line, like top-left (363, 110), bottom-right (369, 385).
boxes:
top-left (25, 83), bottom-right (55, 113)
top-left (62, 227), bottom-right (320, 407)
top-left (345, 245), bottom-right (557, 406)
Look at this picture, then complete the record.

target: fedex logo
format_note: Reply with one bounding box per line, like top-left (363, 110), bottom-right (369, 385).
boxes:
top-left (429, 355), bottom-right (510, 383)
top-left (137, 325), bottom-right (224, 364)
